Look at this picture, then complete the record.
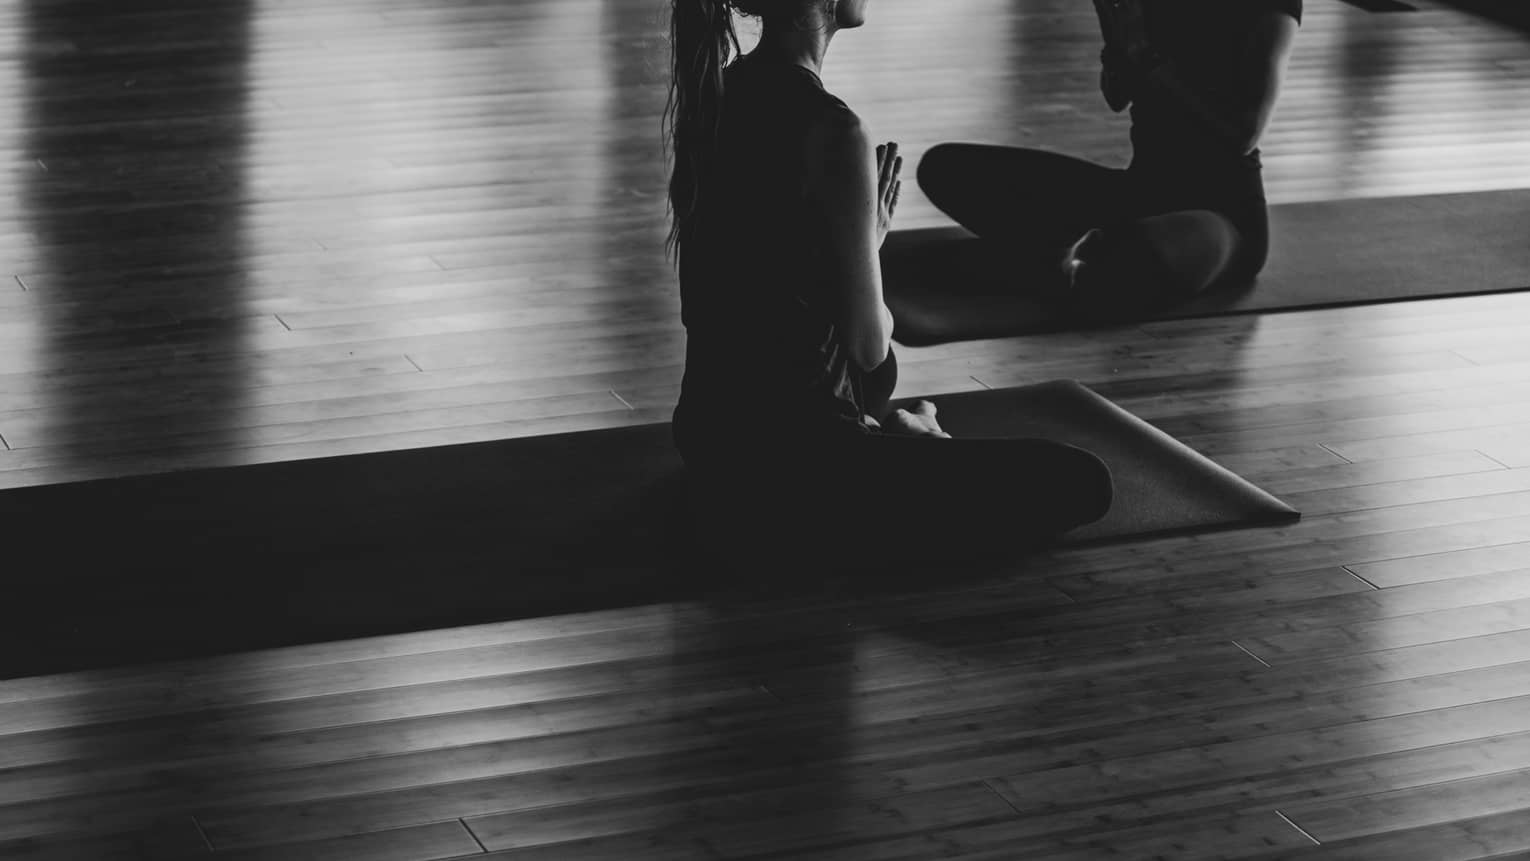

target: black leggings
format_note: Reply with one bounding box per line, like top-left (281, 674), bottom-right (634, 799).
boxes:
top-left (918, 143), bottom-right (1270, 308)
top-left (683, 350), bottom-right (1114, 572)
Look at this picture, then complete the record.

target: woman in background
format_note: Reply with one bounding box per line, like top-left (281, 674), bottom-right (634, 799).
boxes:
top-left (918, 0), bottom-right (1301, 313)
top-left (665, 0), bottom-right (1112, 568)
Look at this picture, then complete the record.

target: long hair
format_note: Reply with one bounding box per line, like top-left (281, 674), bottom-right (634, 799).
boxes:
top-left (665, 0), bottom-right (741, 264)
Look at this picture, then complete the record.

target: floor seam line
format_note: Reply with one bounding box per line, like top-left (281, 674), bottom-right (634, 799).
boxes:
top-left (1231, 639), bottom-right (1274, 668)
top-left (1274, 809), bottom-right (1322, 845)
top-left (1342, 565), bottom-right (1383, 590)
top-left (981, 778), bottom-right (1024, 816)
top-left (1318, 442), bottom-right (1354, 465)
top-left (460, 818), bottom-right (489, 853)
top-left (1478, 449), bottom-right (1513, 469)
top-left (192, 815), bottom-right (216, 851)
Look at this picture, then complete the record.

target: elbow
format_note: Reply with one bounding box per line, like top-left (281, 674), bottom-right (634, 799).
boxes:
top-left (844, 323), bottom-right (892, 372)
top-left (850, 335), bottom-right (891, 373)
top-left (1232, 104), bottom-right (1277, 156)
top-left (1234, 125), bottom-right (1263, 157)
top-left (1219, 120), bottom-right (1262, 158)
top-left (843, 304), bottom-right (893, 371)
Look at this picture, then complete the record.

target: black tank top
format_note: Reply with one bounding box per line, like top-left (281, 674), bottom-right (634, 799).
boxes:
top-left (1129, 0), bottom-right (1302, 201)
top-left (672, 55), bottom-right (872, 465)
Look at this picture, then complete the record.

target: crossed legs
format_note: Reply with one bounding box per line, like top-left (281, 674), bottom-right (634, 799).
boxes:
top-left (917, 142), bottom-right (1259, 309)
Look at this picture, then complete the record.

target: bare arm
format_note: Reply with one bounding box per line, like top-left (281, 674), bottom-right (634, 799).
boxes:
top-left (1135, 10), bottom-right (1298, 155)
top-left (809, 109), bottom-right (896, 372)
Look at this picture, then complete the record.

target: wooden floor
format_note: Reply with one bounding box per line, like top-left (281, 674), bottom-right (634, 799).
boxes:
top-left (4, 0), bottom-right (1530, 858)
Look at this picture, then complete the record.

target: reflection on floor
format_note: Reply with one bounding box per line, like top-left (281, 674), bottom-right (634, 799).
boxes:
top-left (0, 0), bottom-right (1528, 487)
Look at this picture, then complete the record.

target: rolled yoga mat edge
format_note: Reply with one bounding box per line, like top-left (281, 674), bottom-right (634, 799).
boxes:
top-left (892, 379), bottom-right (1299, 545)
top-left (884, 187), bottom-right (1530, 345)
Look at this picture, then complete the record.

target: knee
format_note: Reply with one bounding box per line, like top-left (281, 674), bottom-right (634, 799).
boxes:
top-left (916, 143), bottom-right (963, 201)
top-left (1226, 205), bottom-right (1269, 283)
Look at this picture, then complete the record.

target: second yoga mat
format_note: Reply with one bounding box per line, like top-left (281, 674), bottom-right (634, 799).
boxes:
top-left (884, 188), bottom-right (1530, 345)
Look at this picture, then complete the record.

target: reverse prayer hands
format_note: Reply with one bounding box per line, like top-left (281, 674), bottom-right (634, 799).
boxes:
top-left (876, 140), bottom-right (903, 246)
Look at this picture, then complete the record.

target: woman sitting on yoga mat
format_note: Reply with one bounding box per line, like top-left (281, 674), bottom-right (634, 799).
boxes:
top-left (665, 0), bottom-right (1112, 565)
top-left (918, 0), bottom-right (1301, 311)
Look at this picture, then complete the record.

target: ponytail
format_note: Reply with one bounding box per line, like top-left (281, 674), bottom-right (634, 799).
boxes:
top-left (665, 0), bottom-right (740, 264)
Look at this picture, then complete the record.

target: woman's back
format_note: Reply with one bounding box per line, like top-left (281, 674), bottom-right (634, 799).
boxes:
top-left (674, 55), bottom-right (870, 463)
top-left (1129, 0), bottom-right (1303, 186)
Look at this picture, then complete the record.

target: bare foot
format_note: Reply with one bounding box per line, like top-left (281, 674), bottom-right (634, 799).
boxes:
top-left (1060, 228), bottom-right (1108, 291)
top-left (886, 399), bottom-right (952, 438)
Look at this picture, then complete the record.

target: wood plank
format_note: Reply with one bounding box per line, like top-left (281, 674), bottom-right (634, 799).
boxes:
top-left (0, 406), bottom-right (674, 491)
top-left (0, 354), bottom-right (423, 404)
top-left (0, 834), bottom-right (149, 861)
top-left (0, 373), bottom-right (658, 450)
top-left (1046, 512), bottom-right (1530, 599)
top-left (0, 389), bottom-right (631, 471)
top-left (1177, 400), bottom-right (1530, 458)
top-left (1325, 422), bottom-right (1530, 463)
top-left (1036, 490), bottom-right (1530, 585)
top-left (1086, 350), bottom-right (1483, 414)
top-left (837, 733), bottom-right (1530, 860)
top-left (0, 678), bottom-right (772, 783)
top-left (1254, 451), bottom-right (1505, 496)
top-left (502, 784), bottom-right (1014, 860)
top-left (974, 696), bottom-right (1530, 817)
top-left (1236, 807), bottom-right (1530, 861)
top-left (1350, 539), bottom-right (1530, 587)
top-left (1278, 466), bottom-right (1530, 517)
top-left (1148, 376), bottom-right (1530, 439)
top-left (1482, 438), bottom-right (1530, 468)
top-left (0, 815), bottom-right (208, 860)
top-left (1213, 444), bottom-right (1352, 477)
top-left (1242, 596), bottom-right (1530, 663)
top-left (1281, 766), bottom-right (1530, 843)
top-left (204, 822), bottom-right (480, 860)
top-left (0, 681), bottom-right (778, 808)
top-left (944, 812), bottom-right (1311, 860)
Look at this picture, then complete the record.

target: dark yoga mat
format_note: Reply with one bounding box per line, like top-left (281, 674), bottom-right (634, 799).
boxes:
top-left (884, 188), bottom-right (1530, 345)
top-left (0, 380), bottom-right (1292, 678)
top-left (1438, 0), bottom-right (1530, 31)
